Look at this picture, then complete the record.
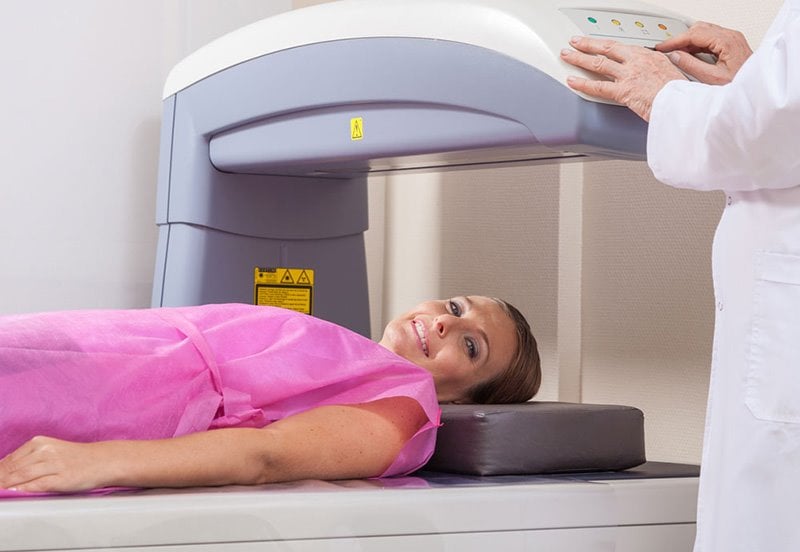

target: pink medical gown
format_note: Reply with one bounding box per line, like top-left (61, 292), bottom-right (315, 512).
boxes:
top-left (0, 304), bottom-right (441, 477)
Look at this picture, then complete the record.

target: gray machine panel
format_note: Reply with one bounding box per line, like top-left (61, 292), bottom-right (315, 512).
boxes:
top-left (154, 37), bottom-right (647, 334)
top-left (210, 102), bottom-right (538, 176)
top-left (201, 37), bottom-right (646, 179)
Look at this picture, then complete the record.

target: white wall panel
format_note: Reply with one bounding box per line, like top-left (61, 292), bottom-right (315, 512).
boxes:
top-left (0, 0), bottom-right (290, 314)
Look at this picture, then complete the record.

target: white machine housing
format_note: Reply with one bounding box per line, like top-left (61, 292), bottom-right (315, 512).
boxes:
top-left (151, 0), bottom-right (692, 337)
top-left (164, 0), bottom-right (689, 100)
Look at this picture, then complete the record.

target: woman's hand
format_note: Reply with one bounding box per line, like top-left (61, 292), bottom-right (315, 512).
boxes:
top-left (0, 436), bottom-right (114, 493)
top-left (657, 22), bottom-right (753, 85)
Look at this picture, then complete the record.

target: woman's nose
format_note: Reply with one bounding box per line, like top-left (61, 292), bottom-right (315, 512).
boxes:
top-left (434, 315), bottom-right (456, 336)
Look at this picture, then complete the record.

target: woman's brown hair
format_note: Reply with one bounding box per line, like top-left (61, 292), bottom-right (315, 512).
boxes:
top-left (465, 298), bottom-right (541, 404)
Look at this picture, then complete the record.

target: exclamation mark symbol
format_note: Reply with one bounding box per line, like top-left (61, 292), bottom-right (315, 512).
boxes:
top-left (351, 117), bottom-right (364, 141)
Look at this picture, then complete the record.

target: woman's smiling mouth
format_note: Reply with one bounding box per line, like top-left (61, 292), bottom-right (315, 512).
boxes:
top-left (413, 320), bottom-right (429, 356)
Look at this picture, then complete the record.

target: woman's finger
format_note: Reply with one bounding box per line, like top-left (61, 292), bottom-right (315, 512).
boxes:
top-left (0, 456), bottom-right (54, 490)
top-left (0, 437), bottom-right (62, 489)
top-left (10, 474), bottom-right (62, 494)
top-left (0, 439), bottom-right (37, 465)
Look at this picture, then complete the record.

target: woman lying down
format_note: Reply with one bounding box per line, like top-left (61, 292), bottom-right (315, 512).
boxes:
top-left (0, 296), bottom-right (540, 494)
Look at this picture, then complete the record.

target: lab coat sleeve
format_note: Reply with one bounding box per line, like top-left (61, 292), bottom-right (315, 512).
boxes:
top-left (646, 12), bottom-right (800, 192)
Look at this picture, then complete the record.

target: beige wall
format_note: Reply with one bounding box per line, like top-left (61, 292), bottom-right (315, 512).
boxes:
top-left (580, 162), bottom-right (721, 461)
top-left (290, 0), bottom-right (778, 464)
top-left (293, 0), bottom-right (332, 8)
top-left (574, 0), bottom-right (779, 463)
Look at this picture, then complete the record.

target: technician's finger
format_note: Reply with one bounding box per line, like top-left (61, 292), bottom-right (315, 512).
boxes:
top-left (657, 34), bottom-right (700, 54)
top-left (560, 49), bottom-right (621, 79)
top-left (665, 50), bottom-right (713, 77)
top-left (666, 50), bottom-right (729, 85)
top-left (567, 36), bottom-right (628, 63)
top-left (656, 22), bottom-right (717, 53)
top-left (565, 76), bottom-right (619, 103)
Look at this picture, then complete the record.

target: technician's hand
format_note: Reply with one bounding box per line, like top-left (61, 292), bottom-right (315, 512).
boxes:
top-left (560, 36), bottom-right (687, 121)
top-left (656, 21), bottom-right (753, 85)
top-left (0, 436), bottom-right (113, 493)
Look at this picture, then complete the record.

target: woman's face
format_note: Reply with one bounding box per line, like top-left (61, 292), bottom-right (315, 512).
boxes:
top-left (379, 296), bottom-right (517, 403)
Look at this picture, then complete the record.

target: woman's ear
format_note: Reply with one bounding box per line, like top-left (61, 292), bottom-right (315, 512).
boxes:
top-left (448, 398), bottom-right (473, 405)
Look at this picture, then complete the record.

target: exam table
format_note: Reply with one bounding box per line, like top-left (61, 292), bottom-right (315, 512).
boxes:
top-left (0, 403), bottom-right (699, 552)
top-left (0, 463), bottom-right (698, 552)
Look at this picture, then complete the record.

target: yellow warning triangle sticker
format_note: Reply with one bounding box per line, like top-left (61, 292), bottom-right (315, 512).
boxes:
top-left (351, 117), bottom-right (364, 141)
top-left (281, 270), bottom-right (295, 284)
top-left (297, 270), bottom-right (311, 285)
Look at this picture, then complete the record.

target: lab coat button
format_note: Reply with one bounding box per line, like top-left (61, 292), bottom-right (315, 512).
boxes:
top-left (726, 196), bottom-right (733, 206)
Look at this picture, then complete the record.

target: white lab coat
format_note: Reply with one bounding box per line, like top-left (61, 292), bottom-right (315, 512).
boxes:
top-left (647, 2), bottom-right (800, 551)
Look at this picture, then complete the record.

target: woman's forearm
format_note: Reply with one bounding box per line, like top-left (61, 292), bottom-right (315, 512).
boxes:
top-left (100, 428), bottom-right (275, 488)
top-left (0, 397), bottom-right (427, 493)
top-left (0, 429), bottom-right (273, 493)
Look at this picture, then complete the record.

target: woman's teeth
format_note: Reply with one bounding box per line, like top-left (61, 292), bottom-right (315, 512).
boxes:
top-left (414, 320), bottom-right (429, 356)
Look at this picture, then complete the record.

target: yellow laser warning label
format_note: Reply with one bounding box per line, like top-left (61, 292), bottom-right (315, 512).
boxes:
top-left (254, 267), bottom-right (314, 314)
top-left (350, 117), bottom-right (364, 141)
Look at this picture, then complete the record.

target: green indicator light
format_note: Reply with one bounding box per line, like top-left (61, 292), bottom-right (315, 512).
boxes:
top-left (587, 16), bottom-right (598, 23)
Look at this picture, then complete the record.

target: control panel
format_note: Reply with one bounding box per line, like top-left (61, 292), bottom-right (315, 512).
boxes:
top-left (561, 8), bottom-right (689, 47)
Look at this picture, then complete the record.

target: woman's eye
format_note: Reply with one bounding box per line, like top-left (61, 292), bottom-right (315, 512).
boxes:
top-left (465, 338), bottom-right (478, 359)
top-left (448, 300), bottom-right (462, 317)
